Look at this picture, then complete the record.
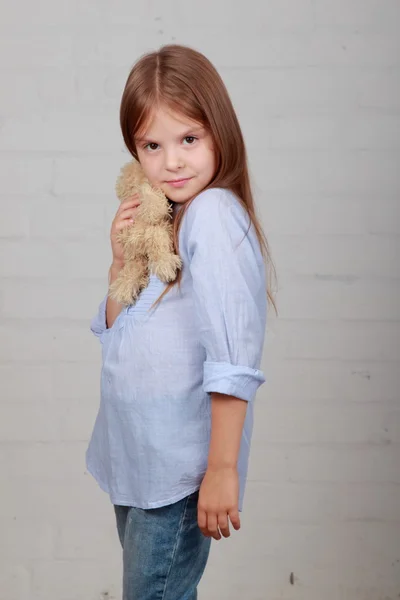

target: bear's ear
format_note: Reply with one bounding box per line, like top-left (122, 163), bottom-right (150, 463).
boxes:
top-left (115, 159), bottom-right (149, 202)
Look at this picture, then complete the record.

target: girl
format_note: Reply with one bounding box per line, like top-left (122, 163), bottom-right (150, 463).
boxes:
top-left (87, 44), bottom-right (276, 600)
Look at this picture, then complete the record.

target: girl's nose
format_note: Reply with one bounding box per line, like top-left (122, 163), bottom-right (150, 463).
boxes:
top-left (164, 149), bottom-right (183, 171)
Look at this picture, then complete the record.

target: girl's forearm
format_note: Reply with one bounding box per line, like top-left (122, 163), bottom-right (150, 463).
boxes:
top-left (106, 262), bottom-right (125, 328)
top-left (207, 393), bottom-right (248, 470)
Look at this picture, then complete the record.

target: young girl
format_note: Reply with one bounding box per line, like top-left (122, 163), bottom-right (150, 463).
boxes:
top-left (87, 44), bottom-right (275, 600)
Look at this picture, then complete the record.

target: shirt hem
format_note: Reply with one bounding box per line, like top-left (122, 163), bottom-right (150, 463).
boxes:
top-left (86, 462), bottom-right (202, 510)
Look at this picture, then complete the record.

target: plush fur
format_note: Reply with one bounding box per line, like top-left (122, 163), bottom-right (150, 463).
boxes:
top-left (108, 160), bottom-right (182, 306)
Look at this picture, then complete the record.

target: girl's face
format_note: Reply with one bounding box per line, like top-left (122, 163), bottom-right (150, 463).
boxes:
top-left (135, 105), bottom-right (216, 204)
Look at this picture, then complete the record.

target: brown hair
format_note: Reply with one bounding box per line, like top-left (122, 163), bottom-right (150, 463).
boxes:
top-left (119, 44), bottom-right (277, 314)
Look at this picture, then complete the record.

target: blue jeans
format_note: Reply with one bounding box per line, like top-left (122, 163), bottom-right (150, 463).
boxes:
top-left (114, 490), bottom-right (212, 600)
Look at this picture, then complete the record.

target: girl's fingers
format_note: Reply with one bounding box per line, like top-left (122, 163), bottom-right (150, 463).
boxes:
top-left (206, 513), bottom-right (221, 541)
top-left (119, 206), bottom-right (139, 220)
top-left (114, 218), bottom-right (134, 232)
top-left (121, 197), bottom-right (140, 208)
top-left (229, 509), bottom-right (241, 531)
top-left (217, 513), bottom-right (230, 538)
top-left (113, 207), bottom-right (139, 232)
top-left (116, 195), bottom-right (141, 215)
top-left (197, 508), bottom-right (209, 537)
top-left (121, 194), bottom-right (140, 205)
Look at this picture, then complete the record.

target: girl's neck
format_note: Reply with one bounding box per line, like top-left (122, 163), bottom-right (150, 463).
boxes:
top-left (172, 201), bottom-right (184, 216)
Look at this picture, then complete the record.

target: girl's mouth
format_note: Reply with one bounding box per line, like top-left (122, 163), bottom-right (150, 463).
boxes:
top-left (166, 177), bottom-right (193, 188)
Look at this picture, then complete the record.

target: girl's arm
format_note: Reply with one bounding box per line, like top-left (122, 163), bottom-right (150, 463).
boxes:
top-left (92, 193), bottom-right (140, 334)
top-left (207, 392), bottom-right (247, 470)
top-left (184, 188), bottom-right (267, 539)
top-left (106, 261), bottom-right (125, 328)
top-left (90, 261), bottom-right (125, 339)
top-left (202, 392), bottom-right (247, 540)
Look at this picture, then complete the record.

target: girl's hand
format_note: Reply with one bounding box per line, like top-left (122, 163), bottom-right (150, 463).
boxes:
top-left (197, 466), bottom-right (241, 540)
top-left (110, 194), bottom-right (141, 267)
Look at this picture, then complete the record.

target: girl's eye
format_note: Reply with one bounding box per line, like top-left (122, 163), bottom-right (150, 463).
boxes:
top-left (183, 136), bottom-right (197, 145)
top-left (145, 143), bottom-right (159, 151)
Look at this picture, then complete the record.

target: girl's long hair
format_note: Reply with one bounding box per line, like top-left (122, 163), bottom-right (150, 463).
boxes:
top-left (119, 44), bottom-right (277, 314)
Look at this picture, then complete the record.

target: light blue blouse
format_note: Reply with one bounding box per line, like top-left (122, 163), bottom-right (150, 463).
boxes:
top-left (86, 187), bottom-right (267, 511)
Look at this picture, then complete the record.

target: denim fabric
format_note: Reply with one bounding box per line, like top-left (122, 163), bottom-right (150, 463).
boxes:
top-left (114, 490), bottom-right (212, 600)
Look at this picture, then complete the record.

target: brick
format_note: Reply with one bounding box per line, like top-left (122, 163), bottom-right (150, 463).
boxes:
top-left (338, 588), bottom-right (400, 600)
top-left (250, 442), bottom-right (400, 483)
top-left (0, 33), bottom-right (72, 68)
top-left (264, 360), bottom-right (400, 402)
top-left (28, 195), bottom-right (107, 239)
top-left (98, 0), bottom-right (166, 25)
top-left (0, 519), bottom-right (53, 559)
top-left (59, 241), bottom-right (112, 278)
top-left (37, 68), bottom-right (77, 109)
top-left (204, 584), bottom-right (400, 600)
top-left (32, 559), bottom-right (121, 600)
top-left (227, 68), bottom-right (400, 117)
top-left (73, 27), bottom-right (168, 68)
top-left (0, 70), bottom-right (40, 114)
top-left (185, 31), bottom-right (400, 69)
top-left (0, 0), bottom-right (104, 27)
top-left (0, 113), bottom-right (120, 153)
top-left (0, 402), bottom-right (61, 442)
top-left (249, 149), bottom-right (319, 193)
top-left (0, 399), bottom-right (101, 444)
top-left (204, 525), bottom-right (400, 598)
top-left (0, 476), bottom-right (108, 523)
top-left (243, 115), bottom-right (400, 151)
top-left (0, 241), bottom-right (60, 277)
top-left (52, 362), bottom-right (100, 401)
top-left (245, 481), bottom-right (400, 523)
top-left (359, 69), bottom-right (400, 111)
top-left (72, 26), bottom-right (400, 71)
top-left (275, 277), bottom-right (400, 320)
top-left (247, 444), bottom-right (291, 484)
top-left (250, 150), bottom-right (400, 194)
top-left (222, 68), bottom-right (362, 117)
top-left (54, 521), bottom-right (120, 560)
top-left (271, 235), bottom-right (399, 279)
top-left (0, 365), bottom-right (52, 402)
top-left (265, 319), bottom-right (400, 361)
top-left (257, 402), bottom-right (400, 445)
top-left (0, 564), bottom-right (31, 600)
top-left (75, 67), bottom-right (122, 108)
top-left (0, 159), bottom-right (52, 195)
top-left (314, 150), bottom-right (400, 194)
top-left (262, 194), bottom-right (400, 236)
top-left (0, 442), bottom-right (89, 479)
top-left (0, 202), bottom-right (30, 238)
top-left (0, 322), bottom-right (98, 362)
top-left (53, 157), bottom-right (124, 195)
top-left (237, 523), bottom-right (400, 585)
top-left (314, 0), bottom-right (400, 33)
top-left (1, 279), bottom-right (107, 319)
top-left (176, 0), bottom-right (314, 30)
top-left (59, 400), bottom-right (100, 442)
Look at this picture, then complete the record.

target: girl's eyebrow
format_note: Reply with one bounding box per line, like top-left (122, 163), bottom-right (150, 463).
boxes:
top-left (134, 135), bottom-right (152, 144)
top-left (135, 126), bottom-right (205, 144)
top-left (180, 126), bottom-right (204, 137)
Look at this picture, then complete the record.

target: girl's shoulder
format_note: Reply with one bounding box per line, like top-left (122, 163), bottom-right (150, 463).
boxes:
top-left (188, 186), bottom-right (240, 213)
top-left (183, 187), bottom-right (248, 232)
top-left (179, 187), bottom-right (255, 259)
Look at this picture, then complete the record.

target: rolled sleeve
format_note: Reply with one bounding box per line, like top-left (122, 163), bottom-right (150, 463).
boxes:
top-left (90, 294), bottom-right (108, 339)
top-left (186, 188), bottom-right (267, 403)
top-left (203, 361), bottom-right (265, 403)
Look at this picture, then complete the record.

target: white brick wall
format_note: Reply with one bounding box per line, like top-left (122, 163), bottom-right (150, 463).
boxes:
top-left (0, 1), bottom-right (399, 598)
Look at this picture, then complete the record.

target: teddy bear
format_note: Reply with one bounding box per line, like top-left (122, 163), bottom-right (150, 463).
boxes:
top-left (108, 159), bottom-right (182, 306)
